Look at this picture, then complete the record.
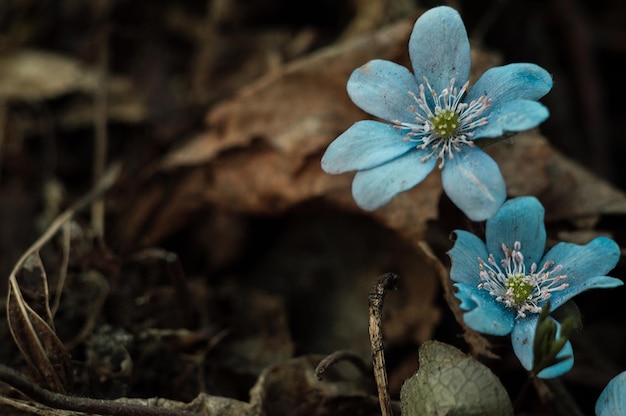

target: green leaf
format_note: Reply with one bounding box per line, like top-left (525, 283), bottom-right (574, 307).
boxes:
top-left (400, 341), bottom-right (513, 416)
top-left (532, 300), bottom-right (575, 375)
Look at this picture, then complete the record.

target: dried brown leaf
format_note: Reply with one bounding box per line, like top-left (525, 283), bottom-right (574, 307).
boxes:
top-left (14, 253), bottom-right (54, 328)
top-left (159, 19), bottom-right (414, 170)
top-left (7, 253), bottom-right (73, 393)
top-left (489, 131), bottom-right (626, 220)
top-left (249, 355), bottom-right (383, 416)
top-left (118, 15), bottom-right (626, 257)
top-left (0, 49), bottom-right (145, 124)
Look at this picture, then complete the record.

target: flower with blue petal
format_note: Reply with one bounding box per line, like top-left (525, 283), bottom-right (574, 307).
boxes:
top-left (448, 196), bottom-right (622, 378)
top-left (321, 6), bottom-right (553, 220)
top-left (596, 371), bottom-right (626, 416)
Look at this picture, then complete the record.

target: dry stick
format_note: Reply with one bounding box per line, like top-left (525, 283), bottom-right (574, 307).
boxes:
top-left (92, 24), bottom-right (110, 238)
top-left (0, 363), bottom-right (199, 416)
top-left (5, 166), bottom-right (120, 389)
top-left (314, 350), bottom-right (370, 380)
top-left (51, 222), bottom-right (71, 317)
top-left (368, 272), bottom-right (399, 416)
top-left (0, 101), bottom-right (6, 183)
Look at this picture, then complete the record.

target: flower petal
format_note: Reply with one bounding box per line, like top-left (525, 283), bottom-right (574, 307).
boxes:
top-left (465, 63), bottom-right (553, 104)
top-left (511, 316), bottom-right (574, 378)
top-left (347, 59), bottom-right (418, 122)
top-left (441, 146), bottom-right (506, 221)
top-left (351, 150), bottom-right (437, 210)
top-left (596, 371), bottom-right (626, 416)
top-left (542, 237), bottom-right (623, 310)
top-left (471, 99), bottom-right (549, 139)
top-left (453, 283), bottom-right (515, 335)
top-left (448, 230), bottom-right (488, 285)
top-left (486, 196), bottom-right (546, 267)
top-left (409, 6), bottom-right (471, 93)
top-left (321, 120), bottom-right (415, 174)
top-left (551, 276), bottom-right (624, 312)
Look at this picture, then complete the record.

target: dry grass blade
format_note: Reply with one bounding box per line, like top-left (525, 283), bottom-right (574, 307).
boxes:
top-left (7, 255), bottom-right (73, 393)
top-left (15, 253), bottom-right (54, 328)
top-left (3, 164), bottom-right (120, 395)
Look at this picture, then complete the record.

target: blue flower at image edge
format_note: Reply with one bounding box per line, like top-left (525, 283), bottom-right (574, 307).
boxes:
top-left (448, 196), bottom-right (622, 378)
top-left (321, 6), bottom-right (553, 221)
top-left (596, 371), bottom-right (626, 416)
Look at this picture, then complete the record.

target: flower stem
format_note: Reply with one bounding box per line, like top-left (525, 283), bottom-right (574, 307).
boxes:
top-left (513, 373), bottom-right (534, 412)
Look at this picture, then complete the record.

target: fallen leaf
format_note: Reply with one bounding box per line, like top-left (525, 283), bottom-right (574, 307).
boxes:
top-left (249, 354), bottom-right (382, 416)
top-left (7, 253), bottom-right (73, 393)
top-left (400, 340), bottom-right (514, 416)
top-left (0, 49), bottom-right (145, 124)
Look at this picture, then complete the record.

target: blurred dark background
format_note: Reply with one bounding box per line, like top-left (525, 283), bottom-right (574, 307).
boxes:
top-left (1, 0), bottom-right (624, 191)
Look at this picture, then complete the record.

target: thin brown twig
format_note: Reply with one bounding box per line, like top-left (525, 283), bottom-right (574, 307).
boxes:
top-left (5, 163), bottom-right (120, 393)
top-left (92, 23), bottom-right (110, 237)
top-left (0, 101), bottom-right (6, 184)
top-left (314, 350), bottom-right (370, 380)
top-left (368, 272), bottom-right (399, 416)
top-left (51, 222), bottom-right (71, 317)
top-left (7, 163), bottom-right (121, 282)
top-left (0, 363), bottom-right (199, 416)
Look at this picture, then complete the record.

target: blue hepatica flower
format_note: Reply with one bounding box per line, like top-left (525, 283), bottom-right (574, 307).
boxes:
top-left (448, 196), bottom-right (623, 378)
top-left (321, 6), bottom-right (552, 221)
top-left (596, 371), bottom-right (626, 416)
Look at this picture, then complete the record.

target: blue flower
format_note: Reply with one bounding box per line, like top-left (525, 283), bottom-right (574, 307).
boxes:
top-left (321, 6), bottom-right (552, 220)
top-left (448, 196), bottom-right (623, 378)
top-left (596, 371), bottom-right (626, 416)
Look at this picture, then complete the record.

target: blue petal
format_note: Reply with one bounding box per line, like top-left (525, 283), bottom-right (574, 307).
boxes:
top-left (409, 6), bottom-right (471, 93)
top-left (347, 59), bottom-right (418, 122)
top-left (485, 196), bottom-right (546, 267)
top-left (441, 146), bottom-right (506, 221)
top-left (465, 63), bottom-right (553, 104)
top-left (542, 237), bottom-right (623, 310)
top-left (453, 283), bottom-right (515, 335)
top-left (321, 121), bottom-right (415, 174)
top-left (454, 283), bottom-right (479, 310)
top-left (550, 276), bottom-right (623, 312)
top-left (471, 99), bottom-right (549, 139)
top-left (448, 230), bottom-right (489, 285)
top-left (351, 150), bottom-right (437, 210)
top-left (596, 371), bottom-right (626, 416)
top-left (511, 316), bottom-right (574, 379)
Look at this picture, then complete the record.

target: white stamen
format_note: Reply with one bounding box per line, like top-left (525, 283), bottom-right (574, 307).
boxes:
top-left (477, 241), bottom-right (568, 319)
top-left (393, 77), bottom-right (492, 168)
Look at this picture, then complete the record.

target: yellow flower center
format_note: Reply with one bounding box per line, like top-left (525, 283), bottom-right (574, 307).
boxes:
top-left (429, 109), bottom-right (459, 139)
top-left (478, 241), bottom-right (569, 319)
top-left (505, 274), bottom-right (534, 306)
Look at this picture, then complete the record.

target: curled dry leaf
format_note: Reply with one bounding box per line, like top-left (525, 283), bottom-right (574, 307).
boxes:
top-left (120, 18), bottom-right (442, 248)
top-left (0, 49), bottom-right (145, 124)
top-left (248, 354), bottom-right (384, 416)
top-left (7, 253), bottom-right (73, 393)
top-left (119, 12), bottom-right (626, 254)
top-left (487, 131), bottom-right (626, 221)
